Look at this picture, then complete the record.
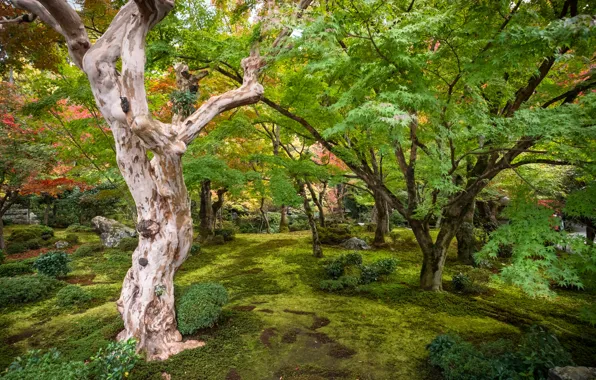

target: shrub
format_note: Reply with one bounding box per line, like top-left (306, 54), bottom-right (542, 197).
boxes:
top-left (389, 229), bottom-right (401, 244)
top-left (452, 273), bottom-right (472, 291)
top-left (33, 251), bottom-right (71, 278)
top-left (0, 262), bottom-right (33, 277)
top-left (64, 233), bottom-right (79, 245)
top-left (374, 258), bottom-right (398, 275)
top-left (8, 229), bottom-right (38, 243)
top-left (177, 283), bottom-right (228, 335)
top-left (74, 243), bottom-right (104, 258)
top-left (190, 243), bottom-right (201, 255)
top-left (318, 226), bottom-right (352, 245)
top-left (0, 275), bottom-right (61, 307)
top-left (66, 223), bottom-right (94, 233)
top-left (211, 235), bottom-right (226, 245)
top-left (56, 285), bottom-right (92, 307)
top-left (214, 227), bottom-right (235, 242)
top-left (342, 252), bottom-right (363, 266)
top-left (0, 249), bottom-right (4, 264)
top-left (3, 348), bottom-right (88, 380)
top-left (89, 338), bottom-right (140, 379)
top-left (117, 237), bottom-right (139, 251)
top-left (324, 259), bottom-right (345, 279)
top-left (427, 327), bottom-right (573, 380)
top-left (359, 265), bottom-right (381, 284)
top-left (319, 275), bottom-right (360, 292)
top-left (6, 243), bottom-right (26, 255)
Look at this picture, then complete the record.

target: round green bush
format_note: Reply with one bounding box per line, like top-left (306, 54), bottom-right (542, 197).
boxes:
top-left (6, 243), bottom-right (26, 255)
top-left (56, 285), bottom-right (92, 307)
top-left (117, 237), bottom-right (139, 251)
top-left (33, 251), bottom-right (71, 278)
top-left (176, 283), bottom-right (228, 335)
top-left (0, 275), bottom-right (62, 307)
top-left (0, 262), bottom-right (33, 277)
top-left (73, 243), bottom-right (104, 258)
top-left (9, 225), bottom-right (54, 243)
top-left (64, 233), bottom-right (79, 245)
top-left (190, 243), bottom-right (201, 255)
top-left (23, 239), bottom-right (42, 250)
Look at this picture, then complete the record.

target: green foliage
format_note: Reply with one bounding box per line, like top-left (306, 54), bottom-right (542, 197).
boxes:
top-left (476, 191), bottom-right (593, 297)
top-left (24, 239), bottom-right (42, 250)
top-left (324, 259), bottom-right (345, 279)
top-left (176, 283), bottom-right (228, 335)
top-left (318, 226), bottom-right (352, 245)
top-left (0, 249), bottom-right (4, 264)
top-left (2, 349), bottom-right (88, 380)
top-left (374, 258), bottom-right (399, 275)
top-left (0, 275), bottom-right (61, 307)
top-left (427, 326), bottom-right (573, 380)
top-left (55, 285), bottom-right (92, 307)
top-left (319, 275), bottom-right (360, 292)
top-left (359, 264), bottom-right (381, 285)
top-left (452, 273), bottom-right (472, 292)
top-left (73, 243), bottom-right (104, 258)
top-left (0, 262), bottom-right (33, 277)
top-left (65, 224), bottom-right (94, 233)
top-left (117, 237), bottom-right (138, 252)
top-left (190, 243), bottom-right (201, 255)
top-left (88, 339), bottom-right (139, 380)
top-left (170, 90), bottom-right (197, 118)
top-left (321, 253), bottom-right (397, 289)
top-left (64, 234), bottom-right (79, 245)
top-left (6, 243), bottom-right (26, 255)
top-left (214, 228), bottom-right (236, 242)
top-left (33, 251), bottom-right (71, 278)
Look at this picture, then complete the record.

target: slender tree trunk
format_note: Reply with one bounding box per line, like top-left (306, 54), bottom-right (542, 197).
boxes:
top-left (279, 205), bottom-right (289, 232)
top-left (43, 204), bottom-right (50, 226)
top-left (587, 220), bottom-right (595, 245)
top-left (373, 190), bottom-right (389, 245)
top-left (306, 181), bottom-right (325, 227)
top-left (199, 179), bottom-right (213, 240)
top-left (456, 202), bottom-right (476, 265)
top-left (301, 183), bottom-right (322, 257)
top-left (0, 217), bottom-right (4, 251)
top-left (211, 188), bottom-right (226, 231)
top-left (259, 198), bottom-right (270, 234)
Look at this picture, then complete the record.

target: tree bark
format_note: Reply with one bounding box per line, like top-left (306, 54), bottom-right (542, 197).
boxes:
top-left (279, 204), bottom-right (289, 232)
top-left (43, 203), bottom-right (50, 226)
top-left (211, 188), bottom-right (226, 230)
top-left (306, 181), bottom-right (325, 227)
top-left (259, 197), bottom-right (270, 234)
top-left (456, 202), bottom-right (476, 265)
top-left (586, 219), bottom-right (595, 245)
top-left (0, 217), bottom-right (4, 251)
top-left (199, 180), bottom-right (213, 239)
top-left (301, 183), bottom-right (322, 258)
top-left (373, 190), bottom-right (389, 245)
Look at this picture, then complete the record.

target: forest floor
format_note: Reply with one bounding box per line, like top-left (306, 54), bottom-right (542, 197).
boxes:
top-left (1, 228), bottom-right (595, 379)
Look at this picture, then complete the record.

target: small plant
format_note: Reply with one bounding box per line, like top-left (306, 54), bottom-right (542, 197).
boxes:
top-left (74, 243), bottom-right (104, 258)
top-left (452, 273), bottom-right (472, 291)
top-left (33, 251), bottom-right (71, 278)
top-left (324, 259), bottom-right (345, 279)
top-left (118, 237), bottom-right (139, 251)
top-left (319, 275), bottom-right (360, 292)
top-left (177, 283), bottom-right (228, 335)
top-left (6, 243), bottom-right (26, 255)
top-left (64, 233), bottom-right (80, 245)
top-left (0, 262), bottom-right (33, 277)
top-left (374, 258), bottom-right (399, 275)
top-left (214, 227), bottom-right (236, 242)
top-left (89, 338), bottom-right (140, 380)
top-left (389, 229), bottom-right (401, 245)
top-left (56, 285), bottom-right (92, 307)
top-left (190, 243), bottom-right (201, 255)
top-left (0, 275), bottom-right (62, 307)
top-left (342, 252), bottom-right (363, 266)
top-left (3, 348), bottom-right (88, 380)
top-left (359, 264), bottom-right (381, 284)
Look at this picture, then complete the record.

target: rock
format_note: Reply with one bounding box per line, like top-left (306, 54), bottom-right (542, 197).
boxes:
top-left (91, 216), bottom-right (138, 248)
top-left (3, 205), bottom-right (39, 225)
top-left (549, 367), bottom-right (596, 380)
top-left (340, 237), bottom-right (370, 250)
top-left (55, 241), bottom-right (69, 249)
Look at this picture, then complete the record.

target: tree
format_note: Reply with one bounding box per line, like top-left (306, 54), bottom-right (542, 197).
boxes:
top-left (2, 0), bottom-right (272, 360)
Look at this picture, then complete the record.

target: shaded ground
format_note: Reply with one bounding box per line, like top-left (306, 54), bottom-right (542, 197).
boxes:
top-left (1, 229), bottom-right (595, 379)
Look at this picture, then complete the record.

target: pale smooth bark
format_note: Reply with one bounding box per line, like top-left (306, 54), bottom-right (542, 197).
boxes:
top-left (10, 0), bottom-right (265, 360)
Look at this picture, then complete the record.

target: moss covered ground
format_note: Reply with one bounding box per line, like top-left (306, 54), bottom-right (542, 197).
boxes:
top-left (1, 228), bottom-right (595, 379)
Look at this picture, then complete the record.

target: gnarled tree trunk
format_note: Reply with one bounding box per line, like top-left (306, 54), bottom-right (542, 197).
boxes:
top-left (373, 190), bottom-right (389, 245)
top-left (279, 204), bottom-right (289, 232)
top-left (456, 202), bottom-right (476, 265)
top-left (199, 179), bottom-right (213, 239)
top-left (301, 182), bottom-right (322, 258)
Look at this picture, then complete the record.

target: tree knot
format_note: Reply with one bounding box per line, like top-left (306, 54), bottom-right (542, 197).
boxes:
top-left (137, 219), bottom-right (160, 238)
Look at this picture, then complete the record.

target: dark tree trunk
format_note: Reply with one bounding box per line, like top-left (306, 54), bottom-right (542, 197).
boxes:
top-left (259, 198), bottom-right (270, 234)
top-left (0, 217), bottom-right (4, 251)
top-left (306, 181), bottom-right (325, 227)
top-left (456, 202), bottom-right (476, 265)
top-left (301, 183), bottom-right (322, 258)
top-left (587, 220), bottom-right (595, 245)
top-left (279, 205), bottom-right (289, 232)
top-left (44, 204), bottom-right (50, 226)
top-left (199, 179), bottom-right (213, 239)
top-left (335, 183), bottom-right (345, 221)
top-left (211, 188), bottom-right (226, 230)
top-left (373, 190), bottom-right (390, 245)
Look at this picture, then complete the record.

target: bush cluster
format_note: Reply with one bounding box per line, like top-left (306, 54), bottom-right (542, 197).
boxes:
top-left (0, 275), bottom-right (62, 307)
top-left (318, 225), bottom-right (352, 245)
top-left (214, 227), bottom-right (236, 242)
top-left (73, 243), bottom-right (104, 258)
top-left (117, 237), bottom-right (139, 251)
top-left (3, 339), bottom-right (140, 380)
top-left (5, 226), bottom-right (55, 255)
top-left (320, 253), bottom-right (398, 291)
top-left (451, 267), bottom-right (493, 294)
top-left (33, 251), bottom-right (71, 278)
top-left (427, 326), bottom-right (573, 380)
top-left (66, 223), bottom-right (94, 233)
top-left (56, 285), bottom-right (92, 307)
top-left (0, 262), bottom-right (34, 277)
top-left (64, 233), bottom-right (80, 245)
top-left (177, 283), bottom-right (228, 335)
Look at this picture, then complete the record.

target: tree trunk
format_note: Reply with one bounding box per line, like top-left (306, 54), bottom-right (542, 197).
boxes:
top-left (0, 217), bottom-right (4, 251)
top-left (211, 188), bottom-right (226, 231)
top-left (456, 202), bottom-right (476, 265)
top-left (587, 220), bottom-right (595, 245)
top-left (259, 198), bottom-right (270, 234)
top-left (199, 179), bottom-right (213, 240)
top-left (306, 181), bottom-right (325, 227)
top-left (44, 203), bottom-right (50, 226)
top-left (279, 205), bottom-right (289, 232)
top-left (373, 190), bottom-right (389, 245)
top-left (335, 184), bottom-right (345, 221)
top-left (301, 183), bottom-right (322, 258)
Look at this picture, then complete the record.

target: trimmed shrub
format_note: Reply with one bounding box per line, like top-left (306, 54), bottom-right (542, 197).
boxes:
top-left (117, 237), bottom-right (139, 251)
top-left (73, 243), bottom-right (104, 258)
top-left (342, 252), bottom-right (363, 266)
top-left (33, 251), bottom-right (71, 278)
top-left (320, 275), bottom-right (360, 292)
top-left (6, 243), bottom-right (26, 255)
top-left (0, 262), bottom-right (33, 277)
top-left (9, 226), bottom-right (54, 243)
top-left (190, 243), bottom-right (201, 255)
top-left (0, 275), bottom-right (61, 307)
top-left (66, 223), bottom-right (94, 233)
top-left (318, 226), bottom-right (352, 245)
top-left (3, 348), bottom-right (88, 380)
top-left (373, 258), bottom-right (398, 275)
top-left (177, 283), bottom-right (228, 335)
top-left (64, 233), bottom-right (79, 245)
top-left (452, 273), bottom-right (472, 291)
top-left (359, 265), bottom-right (381, 284)
top-left (56, 285), bottom-right (92, 307)
top-left (89, 339), bottom-right (140, 380)
top-left (211, 235), bottom-right (226, 245)
top-left (214, 228), bottom-right (235, 242)
top-left (325, 259), bottom-right (345, 279)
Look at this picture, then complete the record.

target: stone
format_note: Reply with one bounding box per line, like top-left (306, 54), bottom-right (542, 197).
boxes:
top-left (91, 216), bottom-right (138, 248)
top-left (55, 241), bottom-right (69, 249)
top-left (549, 367), bottom-right (596, 380)
top-left (340, 237), bottom-right (370, 250)
top-left (3, 205), bottom-right (39, 225)
top-left (139, 257), bottom-right (148, 267)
